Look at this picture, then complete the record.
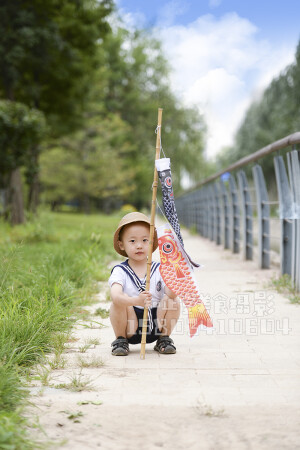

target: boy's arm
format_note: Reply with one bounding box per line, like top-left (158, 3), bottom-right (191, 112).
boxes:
top-left (110, 283), bottom-right (152, 308)
top-left (164, 286), bottom-right (177, 299)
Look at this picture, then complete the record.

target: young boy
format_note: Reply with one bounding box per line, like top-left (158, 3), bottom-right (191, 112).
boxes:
top-left (109, 212), bottom-right (180, 356)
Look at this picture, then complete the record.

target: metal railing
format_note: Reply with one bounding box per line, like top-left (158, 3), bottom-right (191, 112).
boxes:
top-left (176, 132), bottom-right (300, 292)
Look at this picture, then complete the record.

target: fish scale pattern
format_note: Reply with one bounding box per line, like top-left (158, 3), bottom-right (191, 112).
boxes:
top-left (157, 225), bottom-right (213, 337)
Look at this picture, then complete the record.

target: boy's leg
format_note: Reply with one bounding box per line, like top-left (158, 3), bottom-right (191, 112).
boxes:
top-left (109, 303), bottom-right (138, 339)
top-left (156, 296), bottom-right (180, 336)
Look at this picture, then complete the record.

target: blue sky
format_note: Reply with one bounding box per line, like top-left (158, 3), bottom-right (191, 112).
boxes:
top-left (116, 0), bottom-right (300, 159)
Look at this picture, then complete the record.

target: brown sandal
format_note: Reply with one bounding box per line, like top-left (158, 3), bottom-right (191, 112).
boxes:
top-left (111, 336), bottom-right (129, 356)
top-left (154, 336), bottom-right (176, 354)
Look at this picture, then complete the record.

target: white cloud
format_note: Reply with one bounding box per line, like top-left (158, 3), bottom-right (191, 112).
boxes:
top-left (158, 12), bottom-right (295, 159)
top-left (157, 1), bottom-right (190, 27)
top-left (209, 0), bottom-right (222, 8)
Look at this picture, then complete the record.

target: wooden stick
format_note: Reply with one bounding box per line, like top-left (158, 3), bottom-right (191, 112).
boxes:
top-left (140, 108), bottom-right (163, 360)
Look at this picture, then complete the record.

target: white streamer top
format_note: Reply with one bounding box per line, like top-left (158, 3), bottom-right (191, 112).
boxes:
top-left (155, 158), bottom-right (170, 172)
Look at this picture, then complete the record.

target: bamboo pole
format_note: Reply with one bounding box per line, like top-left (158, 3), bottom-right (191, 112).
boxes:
top-left (140, 108), bottom-right (163, 359)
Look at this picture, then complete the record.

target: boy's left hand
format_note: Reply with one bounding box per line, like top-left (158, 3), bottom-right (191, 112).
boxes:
top-left (136, 290), bottom-right (152, 308)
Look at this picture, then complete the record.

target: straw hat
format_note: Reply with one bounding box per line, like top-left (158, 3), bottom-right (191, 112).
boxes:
top-left (113, 212), bottom-right (158, 257)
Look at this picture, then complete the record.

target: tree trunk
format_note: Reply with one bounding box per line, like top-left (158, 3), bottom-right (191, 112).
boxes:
top-left (9, 168), bottom-right (25, 225)
top-left (28, 170), bottom-right (39, 214)
top-left (27, 146), bottom-right (40, 214)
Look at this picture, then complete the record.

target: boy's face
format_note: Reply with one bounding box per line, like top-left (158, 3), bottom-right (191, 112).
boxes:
top-left (118, 222), bottom-right (150, 261)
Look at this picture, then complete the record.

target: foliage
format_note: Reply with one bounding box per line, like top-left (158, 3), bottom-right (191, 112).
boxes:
top-left (39, 26), bottom-right (208, 210)
top-left (217, 40), bottom-right (300, 182)
top-left (0, 100), bottom-right (46, 176)
top-left (98, 27), bottom-right (208, 198)
top-left (40, 114), bottom-right (136, 211)
top-left (0, 0), bottom-right (208, 215)
top-left (0, 0), bottom-right (113, 134)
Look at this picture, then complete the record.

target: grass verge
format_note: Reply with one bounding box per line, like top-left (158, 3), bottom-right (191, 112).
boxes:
top-left (0, 210), bottom-right (119, 447)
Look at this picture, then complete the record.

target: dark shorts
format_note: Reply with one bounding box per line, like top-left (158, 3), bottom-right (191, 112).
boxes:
top-left (127, 306), bottom-right (162, 345)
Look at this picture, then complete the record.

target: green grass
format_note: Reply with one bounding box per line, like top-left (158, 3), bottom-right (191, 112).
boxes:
top-left (0, 210), bottom-right (119, 447)
top-left (270, 274), bottom-right (300, 304)
top-left (94, 307), bottom-right (110, 318)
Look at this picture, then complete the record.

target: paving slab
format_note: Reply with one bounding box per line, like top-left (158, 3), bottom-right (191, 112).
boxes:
top-left (28, 225), bottom-right (300, 449)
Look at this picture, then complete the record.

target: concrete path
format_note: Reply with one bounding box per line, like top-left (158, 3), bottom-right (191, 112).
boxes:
top-left (29, 226), bottom-right (300, 449)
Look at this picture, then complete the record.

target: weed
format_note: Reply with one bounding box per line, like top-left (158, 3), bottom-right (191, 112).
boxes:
top-left (78, 337), bottom-right (100, 353)
top-left (55, 372), bottom-right (94, 392)
top-left (51, 332), bottom-right (70, 355)
top-left (77, 400), bottom-right (102, 406)
top-left (189, 225), bottom-right (198, 236)
top-left (76, 309), bottom-right (91, 321)
top-left (48, 353), bottom-right (67, 370)
top-left (270, 274), bottom-right (300, 304)
top-left (78, 343), bottom-right (92, 353)
top-left (80, 320), bottom-right (107, 329)
top-left (60, 410), bottom-right (84, 423)
top-left (77, 355), bottom-right (104, 369)
top-left (35, 366), bottom-right (52, 386)
top-left (86, 337), bottom-right (100, 346)
top-left (195, 400), bottom-right (225, 418)
top-left (94, 307), bottom-right (109, 319)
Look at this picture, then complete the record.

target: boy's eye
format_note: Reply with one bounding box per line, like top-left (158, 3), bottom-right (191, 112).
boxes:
top-left (130, 239), bottom-right (135, 243)
top-left (143, 239), bottom-right (149, 242)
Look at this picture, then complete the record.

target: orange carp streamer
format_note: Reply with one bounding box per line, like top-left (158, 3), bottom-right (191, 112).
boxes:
top-left (157, 225), bottom-right (213, 337)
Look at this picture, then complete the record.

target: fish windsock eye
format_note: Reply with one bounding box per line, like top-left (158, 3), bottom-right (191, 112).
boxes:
top-left (165, 177), bottom-right (172, 188)
top-left (162, 242), bottom-right (173, 254)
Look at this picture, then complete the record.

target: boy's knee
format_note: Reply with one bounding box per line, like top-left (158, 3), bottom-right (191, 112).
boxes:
top-left (110, 302), bottom-right (126, 316)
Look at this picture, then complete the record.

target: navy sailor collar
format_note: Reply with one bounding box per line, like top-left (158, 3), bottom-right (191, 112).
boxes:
top-left (111, 260), bottom-right (160, 292)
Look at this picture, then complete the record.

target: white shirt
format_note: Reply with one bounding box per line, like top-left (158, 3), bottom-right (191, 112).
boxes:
top-left (108, 262), bottom-right (165, 309)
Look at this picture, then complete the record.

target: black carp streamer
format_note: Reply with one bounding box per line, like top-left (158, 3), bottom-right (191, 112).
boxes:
top-left (155, 158), bottom-right (184, 245)
top-left (155, 158), bottom-right (199, 268)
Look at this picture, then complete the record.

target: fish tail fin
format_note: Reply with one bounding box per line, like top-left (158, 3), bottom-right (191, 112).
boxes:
top-left (188, 303), bottom-right (213, 337)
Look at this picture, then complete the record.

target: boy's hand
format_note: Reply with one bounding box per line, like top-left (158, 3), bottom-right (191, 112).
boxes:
top-left (136, 291), bottom-right (152, 308)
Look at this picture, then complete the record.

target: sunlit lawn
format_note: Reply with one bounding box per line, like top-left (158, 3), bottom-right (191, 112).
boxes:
top-left (0, 210), bottom-right (120, 448)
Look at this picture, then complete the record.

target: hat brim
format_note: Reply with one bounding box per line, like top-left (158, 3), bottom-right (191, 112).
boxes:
top-left (113, 212), bottom-right (158, 257)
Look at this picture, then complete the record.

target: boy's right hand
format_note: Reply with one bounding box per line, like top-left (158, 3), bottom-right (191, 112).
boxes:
top-left (136, 291), bottom-right (152, 308)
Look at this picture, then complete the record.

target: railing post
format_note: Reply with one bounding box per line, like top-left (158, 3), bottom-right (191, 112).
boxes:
top-left (237, 170), bottom-right (253, 260)
top-left (274, 155), bottom-right (293, 276)
top-left (228, 174), bottom-right (240, 254)
top-left (207, 185), bottom-right (214, 241)
top-left (195, 190), bottom-right (200, 235)
top-left (202, 186), bottom-right (209, 238)
top-left (191, 193), bottom-right (195, 228)
top-left (205, 186), bottom-right (211, 239)
top-left (199, 188), bottom-right (205, 236)
top-left (252, 164), bottom-right (270, 269)
top-left (219, 179), bottom-right (230, 249)
top-left (213, 181), bottom-right (221, 245)
top-left (187, 194), bottom-right (191, 228)
top-left (287, 150), bottom-right (300, 292)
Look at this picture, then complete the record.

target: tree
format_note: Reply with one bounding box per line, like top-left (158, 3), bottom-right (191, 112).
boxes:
top-left (0, 0), bottom-right (113, 218)
top-left (218, 38), bottom-right (300, 183)
top-left (0, 100), bottom-right (46, 224)
top-left (40, 113), bottom-right (136, 212)
top-left (97, 27), bottom-right (208, 206)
